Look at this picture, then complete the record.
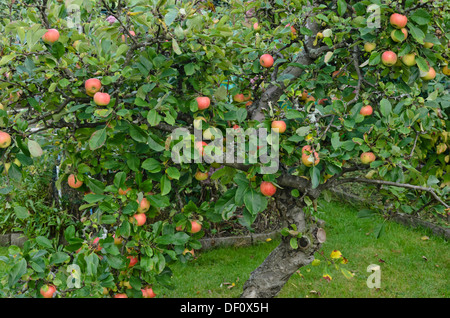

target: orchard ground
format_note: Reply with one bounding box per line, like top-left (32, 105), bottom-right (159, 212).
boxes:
top-left (160, 200), bottom-right (448, 298)
top-left (2, 199), bottom-right (446, 298)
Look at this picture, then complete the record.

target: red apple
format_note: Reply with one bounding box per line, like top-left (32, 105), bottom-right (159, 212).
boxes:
top-left (285, 23), bottom-right (296, 34)
top-left (131, 213), bottom-right (147, 226)
top-left (113, 234), bottom-right (123, 245)
top-left (420, 66), bottom-right (436, 80)
top-left (93, 92), bottom-right (111, 106)
top-left (190, 220), bottom-right (202, 233)
top-left (381, 51), bottom-right (397, 66)
top-left (114, 293), bottom-right (128, 298)
top-left (85, 78), bottom-right (102, 97)
top-left (271, 121), bottom-right (286, 133)
top-left (260, 54), bottom-right (274, 68)
top-left (118, 187), bottom-right (131, 195)
top-left (364, 42), bottom-right (376, 52)
top-left (196, 97), bottom-right (210, 110)
top-left (360, 105), bottom-right (373, 116)
top-left (141, 286), bottom-right (156, 298)
top-left (302, 152), bottom-right (320, 167)
top-left (68, 174), bottom-right (83, 188)
top-left (40, 284), bottom-right (56, 298)
top-left (391, 28), bottom-right (408, 42)
top-left (194, 171), bottom-right (208, 181)
top-left (42, 29), bottom-right (60, 44)
top-left (390, 13), bottom-right (407, 29)
top-left (137, 197), bottom-right (150, 213)
top-left (401, 53), bottom-right (416, 66)
top-left (127, 255), bottom-right (138, 268)
top-left (121, 30), bottom-right (136, 42)
top-left (195, 141), bottom-right (208, 156)
top-left (92, 237), bottom-right (102, 251)
top-left (443, 65), bottom-right (450, 76)
top-left (260, 181), bottom-right (276, 197)
top-left (360, 152), bottom-right (376, 164)
top-left (0, 131), bottom-right (12, 148)
top-left (233, 93), bottom-right (245, 103)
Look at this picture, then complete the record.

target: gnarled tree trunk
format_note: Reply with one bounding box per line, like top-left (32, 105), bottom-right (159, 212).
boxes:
top-left (240, 189), bottom-right (325, 298)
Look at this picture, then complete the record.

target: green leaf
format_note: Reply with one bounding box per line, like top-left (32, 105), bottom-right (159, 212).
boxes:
top-left (415, 56), bottom-right (429, 72)
top-left (113, 171), bottom-right (127, 189)
top-left (160, 175), bottom-right (171, 195)
top-left (129, 125), bottom-right (148, 143)
top-left (310, 166), bottom-right (320, 189)
top-left (374, 222), bottom-right (385, 239)
top-left (147, 135), bottom-right (165, 152)
top-left (172, 38), bottom-right (182, 55)
top-left (28, 139), bottom-right (43, 157)
top-left (164, 8), bottom-right (178, 26)
top-left (408, 25), bottom-right (425, 44)
top-left (155, 232), bottom-right (190, 245)
top-left (410, 9), bottom-right (431, 25)
top-left (290, 237), bottom-right (298, 249)
top-left (337, 0), bottom-right (347, 16)
top-left (50, 252), bottom-right (69, 265)
top-left (243, 188), bottom-right (267, 216)
top-left (341, 268), bottom-right (354, 279)
top-left (8, 258), bottom-right (27, 287)
top-left (106, 255), bottom-right (126, 269)
top-left (14, 206), bottom-right (29, 219)
top-left (357, 209), bottom-right (376, 218)
top-left (127, 156), bottom-right (140, 172)
top-left (36, 236), bottom-right (53, 250)
top-left (166, 167), bottom-right (180, 180)
top-left (0, 54), bottom-right (16, 66)
top-left (129, 275), bottom-right (142, 291)
top-left (89, 128), bottom-right (107, 150)
top-left (368, 51), bottom-right (381, 65)
top-left (147, 109), bottom-right (161, 126)
top-left (184, 63), bottom-right (195, 76)
top-left (86, 178), bottom-right (105, 194)
top-left (379, 99), bottom-right (392, 117)
top-left (0, 186), bottom-right (13, 195)
top-left (142, 158), bottom-right (161, 173)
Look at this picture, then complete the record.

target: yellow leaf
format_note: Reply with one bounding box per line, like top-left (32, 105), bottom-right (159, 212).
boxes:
top-left (436, 143), bottom-right (448, 154)
top-left (311, 259), bottom-right (321, 266)
top-left (127, 11), bottom-right (143, 16)
top-left (421, 236), bottom-right (430, 241)
top-left (330, 250), bottom-right (343, 259)
top-left (322, 274), bottom-right (332, 281)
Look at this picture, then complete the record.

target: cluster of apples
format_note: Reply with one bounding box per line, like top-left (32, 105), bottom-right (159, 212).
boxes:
top-left (85, 78), bottom-right (111, 106)
top-left (367, 13), bottom-right (436, 80)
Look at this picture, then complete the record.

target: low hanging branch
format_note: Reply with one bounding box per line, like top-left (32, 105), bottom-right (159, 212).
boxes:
top-left (335, 177), bottom-right (449, 209)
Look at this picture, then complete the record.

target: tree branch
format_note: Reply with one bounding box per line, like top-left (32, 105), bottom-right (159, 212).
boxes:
top-left (335, 177), bottom-right (449, 209)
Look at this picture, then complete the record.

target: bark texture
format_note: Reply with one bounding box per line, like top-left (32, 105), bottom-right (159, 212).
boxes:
top-left (240, 189), bottom-right (324, 298)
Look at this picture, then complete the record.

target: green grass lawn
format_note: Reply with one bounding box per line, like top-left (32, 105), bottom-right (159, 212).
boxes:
top-left (159, 200), bottom-right (449, 298)
top-left (0, 200), bottom-right (448, 298)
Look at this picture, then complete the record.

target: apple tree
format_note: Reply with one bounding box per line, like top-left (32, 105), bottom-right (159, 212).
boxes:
top-left (0, 0), bottom-right (448, 298)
